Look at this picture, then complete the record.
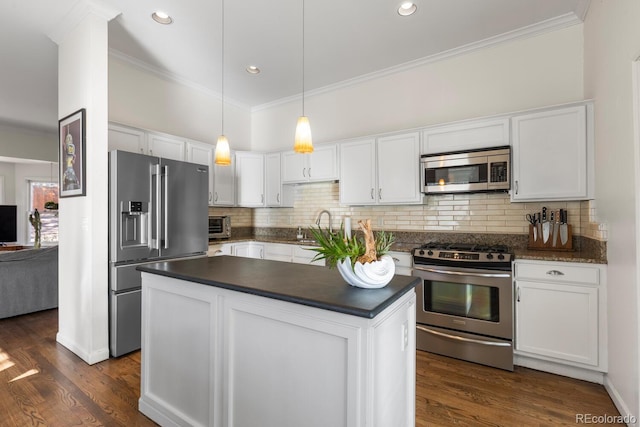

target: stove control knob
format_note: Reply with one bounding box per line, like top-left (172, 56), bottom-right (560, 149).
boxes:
top-left (486, 253), bottom-right (494, 260)
top-left (427, 250), bottom-right (434, 256)
top-left (497, 254), bottom-right (505, 260)
top-left (419, 250), bottom-right (425, 255)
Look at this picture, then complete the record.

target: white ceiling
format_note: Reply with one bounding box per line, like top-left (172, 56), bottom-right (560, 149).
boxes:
top-left (1, 0), bottom-right (590, 133)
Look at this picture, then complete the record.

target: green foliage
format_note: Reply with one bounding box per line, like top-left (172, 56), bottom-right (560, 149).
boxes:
top-left (308, 224), bottom-right (395, 269)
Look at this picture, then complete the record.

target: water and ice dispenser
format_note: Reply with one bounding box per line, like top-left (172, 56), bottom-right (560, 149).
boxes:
top-left (120, 201), bottom-right (149, 248)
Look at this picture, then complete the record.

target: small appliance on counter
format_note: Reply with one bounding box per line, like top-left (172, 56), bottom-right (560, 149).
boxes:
top-left (108, 150), bottom-right (209, 357)
top-left (526, 207), bottom-right (572, 250)
top-left (208, 215), bottom-right (231, 239)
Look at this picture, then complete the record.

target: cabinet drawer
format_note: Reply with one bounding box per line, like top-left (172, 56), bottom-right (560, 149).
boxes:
top-left (389, 251), bottom-right (412, 269)
top-left (515, 262), bottom-right (599, 285)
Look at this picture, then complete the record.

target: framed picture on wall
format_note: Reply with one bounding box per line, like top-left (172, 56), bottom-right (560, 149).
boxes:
top-left (58, 108), bottom-right (86, 198)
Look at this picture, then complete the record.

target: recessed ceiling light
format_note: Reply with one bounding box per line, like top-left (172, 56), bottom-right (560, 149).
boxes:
top-left (246, 65), bottom-right (261, 74)
top-left (398, 2), bottom-right (417, 16)
top-left (152, 11), bottom-right (173, 25)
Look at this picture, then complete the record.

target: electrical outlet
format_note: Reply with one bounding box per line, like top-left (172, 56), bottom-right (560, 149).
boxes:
top-left (288, 215), bottom-right (293, 225)
top-left (377, 217), bottom-right (384, 227)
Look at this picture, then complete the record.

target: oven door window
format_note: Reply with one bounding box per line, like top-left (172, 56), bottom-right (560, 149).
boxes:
top-left (425, 164), bottom-right (488, 187)
top-left (209, 218), bottom-right (224, 233)
top-left (425, 280), bottom-right (499, 322)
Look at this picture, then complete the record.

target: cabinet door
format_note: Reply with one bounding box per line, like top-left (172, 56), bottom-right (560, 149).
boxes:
top-left (515, 280), bottom-right (598, 366)
top-left (263, 243), bottom-right (293, 262)
top-left (212, 159), bottom-right (235, 206)
top-left (421, 118), bottom-right (509, 154)
top-left (292, 245), bottom-right (324, 266)
top-left (308, 144), bottom-right (338, 182)
top-left (108, 123), bottom-right (146, 154)
top-left (265, 153), bottom-right (283, 207)
top-left (377, 133), bottom-right (421, 204)
top-left (281, 151), bottom-right (307, 183)
top-left (511, 105), bottom-right (588, 201)
top-left (339, 138), bottom-right (377, 205)
top-left (233, 242), bottom-right (264, 259)
top-left (236, 152), bottom-right (265, 207)
top-left (148, 133), bottom-right (185, 161)
top-left (186, 141), bottom-right (214, 205)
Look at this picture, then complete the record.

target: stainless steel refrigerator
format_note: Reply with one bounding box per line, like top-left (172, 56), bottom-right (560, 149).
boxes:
top-left (108, 150), bottom-right (208, 357)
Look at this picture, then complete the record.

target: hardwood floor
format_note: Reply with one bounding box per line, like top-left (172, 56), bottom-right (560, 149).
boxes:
top-left (0, 309), bottom-right (621, 426)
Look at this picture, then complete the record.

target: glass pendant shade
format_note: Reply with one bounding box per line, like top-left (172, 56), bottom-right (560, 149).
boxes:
top-left (294, 115), bottom-right (313, 153)
top-left (215, 135), bottom-right (231, 165)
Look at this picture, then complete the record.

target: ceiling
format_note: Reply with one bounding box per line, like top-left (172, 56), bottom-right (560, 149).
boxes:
top-left (1, 0), bottom-right (590, 133)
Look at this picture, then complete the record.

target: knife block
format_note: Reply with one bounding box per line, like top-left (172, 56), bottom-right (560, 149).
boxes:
top-left (527, 224), bottom-right (573, 251)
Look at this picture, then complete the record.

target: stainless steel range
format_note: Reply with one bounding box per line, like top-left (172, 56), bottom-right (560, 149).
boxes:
top-left (412, 242), bottom-right (514, 371)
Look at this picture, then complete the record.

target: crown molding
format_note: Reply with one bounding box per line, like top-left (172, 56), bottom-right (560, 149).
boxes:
top-left (47, 0), bottom-right (121, 45)
top-left (252, 12), bottom-right (584, 113)
top-left (109, 49), bottom-right (252, 112)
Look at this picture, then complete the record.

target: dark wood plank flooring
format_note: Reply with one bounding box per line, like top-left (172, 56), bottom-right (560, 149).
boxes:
top-left (0, 309), bottom-right (620, 426)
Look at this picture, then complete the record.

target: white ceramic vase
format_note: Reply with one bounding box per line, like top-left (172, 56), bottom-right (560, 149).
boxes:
top-left (336, 255), bottom-right (395, 289)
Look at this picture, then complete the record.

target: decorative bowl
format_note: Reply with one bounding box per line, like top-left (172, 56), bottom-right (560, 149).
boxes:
top-left (336, 255), bottom-right (395, 289)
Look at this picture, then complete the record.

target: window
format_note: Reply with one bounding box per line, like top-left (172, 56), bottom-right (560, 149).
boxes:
top-left (29, 181), bottom-right (59, 244)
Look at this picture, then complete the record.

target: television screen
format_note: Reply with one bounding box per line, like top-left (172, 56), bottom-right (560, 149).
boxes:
top-left (0, 205), bottom-right (17, 243)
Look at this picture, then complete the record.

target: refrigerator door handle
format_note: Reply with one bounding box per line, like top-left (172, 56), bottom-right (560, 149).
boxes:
top-left (151, 164), bottom-right (161, 250)
top-left (163, 165), bottom-right (169, 249)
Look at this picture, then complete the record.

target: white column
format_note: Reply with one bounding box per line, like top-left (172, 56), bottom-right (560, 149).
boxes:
top-left (48, 1), bottom-right (119, 364)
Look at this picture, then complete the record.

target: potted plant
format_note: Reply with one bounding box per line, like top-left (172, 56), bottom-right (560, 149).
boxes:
top-left (309, 219), bottom-right (396, 288)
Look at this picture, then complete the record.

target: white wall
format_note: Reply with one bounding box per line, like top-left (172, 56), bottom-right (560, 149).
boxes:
top-left (109, 56), bottom-right (252, 151)
top-left (0, 162), bottom-right (16, 204)
top-left (55, 8), bottom-right (113, 365)
top-left (0, 123), bottom-right (57, 162)
top-left (583, 0), bottom-right (640, 422)
top-left (252, 25), bottom-right (585, 151)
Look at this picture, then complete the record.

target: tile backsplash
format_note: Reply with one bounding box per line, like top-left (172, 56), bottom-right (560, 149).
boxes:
top-left (210, 182), bottom-right (606, 241)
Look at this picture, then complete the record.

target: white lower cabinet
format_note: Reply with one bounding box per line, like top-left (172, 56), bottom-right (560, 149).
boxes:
top-left (389, 251), bottom-right (412, 276)
top-left (514, 260), bottom-right (607, 378)
top-left (233, 242), bottom-right (264, 259)
top-left (140, 273), bottom-right (416, 427)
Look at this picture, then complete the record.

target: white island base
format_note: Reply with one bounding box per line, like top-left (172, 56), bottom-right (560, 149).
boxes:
top-left (139, 272), bottom-right (416, 427)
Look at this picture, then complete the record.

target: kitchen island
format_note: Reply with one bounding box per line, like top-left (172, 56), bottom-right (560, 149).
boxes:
top-left (137, 256), bottom-right (419, 427)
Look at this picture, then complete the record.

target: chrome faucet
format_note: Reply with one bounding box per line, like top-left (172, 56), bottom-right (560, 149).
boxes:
top-left (316, 210), bottom-right (332, 233)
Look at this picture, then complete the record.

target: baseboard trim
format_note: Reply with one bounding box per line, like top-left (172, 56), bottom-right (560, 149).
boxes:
top-left (514, 354), bottom-right (604, 384)
top-left (56, 332), bottom-right (109, 365)
top-left (604, 377), bottom-right (638, 426)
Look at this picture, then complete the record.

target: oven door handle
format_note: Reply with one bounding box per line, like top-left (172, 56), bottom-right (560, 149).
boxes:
top-left (416, 325), bottom-right (511, 347)
top-left (413, 266), bottom-right (511, 278)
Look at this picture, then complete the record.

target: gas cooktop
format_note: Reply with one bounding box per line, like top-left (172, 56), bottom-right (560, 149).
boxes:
top-left (413, 242), bottom-right (512, 268)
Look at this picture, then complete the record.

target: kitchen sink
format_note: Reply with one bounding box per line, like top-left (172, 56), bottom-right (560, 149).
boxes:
top-left (296, 239), bottom-right (318, 245)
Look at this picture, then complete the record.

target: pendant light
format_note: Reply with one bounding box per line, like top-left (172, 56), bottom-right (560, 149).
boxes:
top-left (293, 0), bottom-right (313, 153)
top-left (214, 0), bottom-right (231, 165)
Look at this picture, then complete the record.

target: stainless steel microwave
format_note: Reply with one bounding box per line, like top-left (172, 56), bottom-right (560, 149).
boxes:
top-left (421, 146), bottom-right (510, 194)
top-left (208, 215), bottom-right (231, 239)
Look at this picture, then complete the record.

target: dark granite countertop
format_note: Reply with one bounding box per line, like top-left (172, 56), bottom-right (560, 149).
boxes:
top-left (138, 256), bottom-right (420, 319)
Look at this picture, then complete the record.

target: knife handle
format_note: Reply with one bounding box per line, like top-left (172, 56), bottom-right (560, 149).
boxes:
top-left (542, 207), bottom-right (547, 222)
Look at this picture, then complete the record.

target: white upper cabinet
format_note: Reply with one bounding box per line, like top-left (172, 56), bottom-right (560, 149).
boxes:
top-left (265, 153), bottom-right (293, 207)
top-left (236, 152), bottom-right (265, 207)
top-left (212, 157), bottom-right (236, 206)
top-left (511, 103), bottom-right (593, 201)
top-left (282, 144), bottom-right (338, 183)
top-left (147, 133), bottom-right (186, 161)
top-left (339, 138), bottom-right (377, 205)
top-left (377, 133), bottom-right (421, 204)
top-left (421, 117), bottom-right (509, 154)
top-left (186, 140), bottom-right (215, 205)
top-left (340, 133), bottom-right (421, 206)
top-left (108, 123), bottom-right (147, 154)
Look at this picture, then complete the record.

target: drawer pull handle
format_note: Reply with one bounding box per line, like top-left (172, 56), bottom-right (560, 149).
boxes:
top-left (392, 257), bottom-right (400, 263)
top-left (546, 270), bottom-right (565, 276)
